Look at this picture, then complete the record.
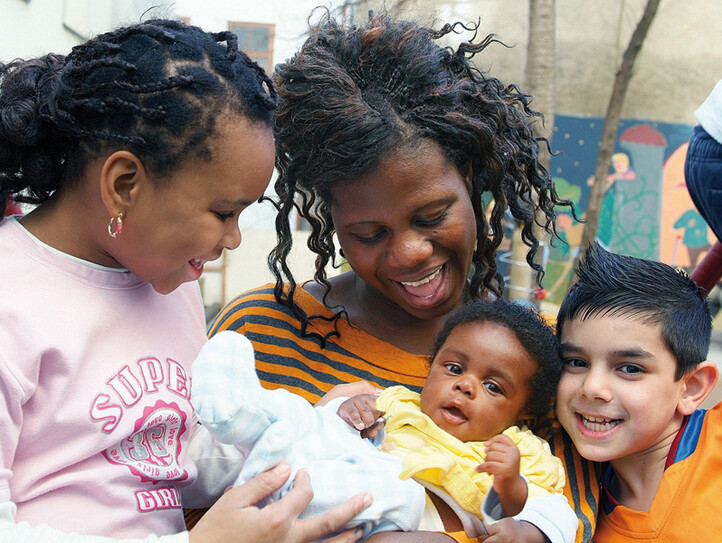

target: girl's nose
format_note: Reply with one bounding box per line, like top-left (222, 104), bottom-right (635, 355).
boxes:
top-left (221, 221), bottom-right (242, 250)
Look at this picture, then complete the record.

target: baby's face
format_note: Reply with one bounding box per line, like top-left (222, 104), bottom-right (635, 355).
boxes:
top-left (420, 321), bottom-right (536, 442)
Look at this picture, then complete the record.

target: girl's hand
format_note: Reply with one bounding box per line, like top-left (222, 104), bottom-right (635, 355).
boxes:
top-left (315, 381), bottom-right (383, 407)
top-left (189, 464), bottom-right (372, 543)
top-left (337, 394), bottom-right (386, 439)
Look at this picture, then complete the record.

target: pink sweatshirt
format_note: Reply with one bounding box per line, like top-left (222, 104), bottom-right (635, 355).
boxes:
top-left (0, 218), bottom-right (207, 539)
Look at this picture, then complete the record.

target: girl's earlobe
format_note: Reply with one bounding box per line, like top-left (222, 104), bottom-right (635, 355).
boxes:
top-left (99, 151), bottom-right (146, 215)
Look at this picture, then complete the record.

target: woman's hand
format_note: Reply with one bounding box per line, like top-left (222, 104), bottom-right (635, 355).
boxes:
top-left (316, 380), bottom-right (383, 407)
top-left (189, 464), bottom-right (372, 543)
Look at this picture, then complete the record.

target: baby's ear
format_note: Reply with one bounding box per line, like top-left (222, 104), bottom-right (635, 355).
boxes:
top-left (516, 409), bottom-right (537, 430)
top-left (677, 361), bottom-right (719, 415)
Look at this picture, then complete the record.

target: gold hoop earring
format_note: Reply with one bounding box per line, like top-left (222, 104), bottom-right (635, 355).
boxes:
top-left (108, 212), bottom-right (124, 238)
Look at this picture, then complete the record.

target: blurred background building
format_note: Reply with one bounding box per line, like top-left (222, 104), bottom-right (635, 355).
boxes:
top-left (2, 0), bottom-right (721, 323)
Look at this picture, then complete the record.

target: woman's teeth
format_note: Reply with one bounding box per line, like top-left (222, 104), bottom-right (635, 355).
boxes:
top-left (401, 267), bottom-right (441, 287)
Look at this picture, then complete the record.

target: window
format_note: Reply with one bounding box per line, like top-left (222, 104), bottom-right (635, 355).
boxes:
top-left (229, 22), bottom-right (275, 74)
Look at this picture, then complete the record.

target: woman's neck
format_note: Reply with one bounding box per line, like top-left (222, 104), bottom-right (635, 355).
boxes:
top-left (306, 271), bottom-right (467, 354)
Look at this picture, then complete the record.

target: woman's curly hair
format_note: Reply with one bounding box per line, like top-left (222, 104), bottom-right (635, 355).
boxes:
top-left (0, 18), bottom-right (277, 215)
top-left (269, 11), bottom-right (575, 342)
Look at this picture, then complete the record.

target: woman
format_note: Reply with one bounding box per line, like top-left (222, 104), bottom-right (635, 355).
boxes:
top-left (208, 12), bottom-right (593, 543)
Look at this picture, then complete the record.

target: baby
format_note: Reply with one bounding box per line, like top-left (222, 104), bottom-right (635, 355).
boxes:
top-left (191, 299), bottom-right (577, 542)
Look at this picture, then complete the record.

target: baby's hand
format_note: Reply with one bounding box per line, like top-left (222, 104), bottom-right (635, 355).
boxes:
top-left (476, 434), bottom-right (527, 517)
top-left (338, 394), bottom-right (386, 439)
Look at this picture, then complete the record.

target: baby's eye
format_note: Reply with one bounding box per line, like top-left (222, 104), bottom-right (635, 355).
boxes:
top-left (483, 381), bottom-right (503, 395)
top-left (443, 363), bottom-right (462, 375)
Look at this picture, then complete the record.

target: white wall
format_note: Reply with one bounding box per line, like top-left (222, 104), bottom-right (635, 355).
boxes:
top-left (201, 228), bottom-right (344, 312)
top-left (0, 0), bottom-right (170, 59)
top-left (174, 0), bottom-right (338, 75)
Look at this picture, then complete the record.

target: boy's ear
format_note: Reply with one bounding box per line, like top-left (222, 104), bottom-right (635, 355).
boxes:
top-left (99, 151), bottom-right (147, 216)
top-left (677, 360), bottom-right (720, 415)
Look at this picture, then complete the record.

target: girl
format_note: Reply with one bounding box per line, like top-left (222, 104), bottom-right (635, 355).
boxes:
top-left (0, 18), bottom-right (368, 543)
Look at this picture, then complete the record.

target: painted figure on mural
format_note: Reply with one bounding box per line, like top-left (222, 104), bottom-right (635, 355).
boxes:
top-left (587, 152), bottom-right (636, 248)
top-left (545, 211), bottom-right (585, 302)
top-left (541, 117), bottom-right (702, 290)
top-left (672, 208), bottom-right (711, 270)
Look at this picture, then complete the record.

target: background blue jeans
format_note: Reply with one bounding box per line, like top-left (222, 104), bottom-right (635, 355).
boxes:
top-left (685, 125), bottom-right (722, 243)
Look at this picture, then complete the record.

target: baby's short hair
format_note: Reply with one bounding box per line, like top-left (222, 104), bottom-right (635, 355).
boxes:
top-left (432, 298), bottom-right (561, 418)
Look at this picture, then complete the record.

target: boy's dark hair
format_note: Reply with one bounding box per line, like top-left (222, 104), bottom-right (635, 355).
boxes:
top-left (0, 18), bottom-right (277, 215)
top-left (269, 11), bottom-right (577, 344)
top-left (431, 298), bottom-right (561, 419)
top-left (557, 242), bottom-right (711, 379)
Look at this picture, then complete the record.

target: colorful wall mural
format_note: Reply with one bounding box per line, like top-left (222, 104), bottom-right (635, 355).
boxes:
top-left (522, 115), bottom-right (713, 304)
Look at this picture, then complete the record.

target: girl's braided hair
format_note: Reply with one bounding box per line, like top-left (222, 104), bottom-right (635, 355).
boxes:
top-left (270, 11), bottom-right (575, 342)
top-left (0, 18), bottom-right (277, 216)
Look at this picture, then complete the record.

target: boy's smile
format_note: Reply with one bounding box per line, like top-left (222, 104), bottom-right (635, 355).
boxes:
top-left (557, 315), bottom-right (688, 465)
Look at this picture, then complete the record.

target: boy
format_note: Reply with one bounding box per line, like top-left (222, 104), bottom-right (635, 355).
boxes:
top-left (556, 242), bottom-right (720, 541)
